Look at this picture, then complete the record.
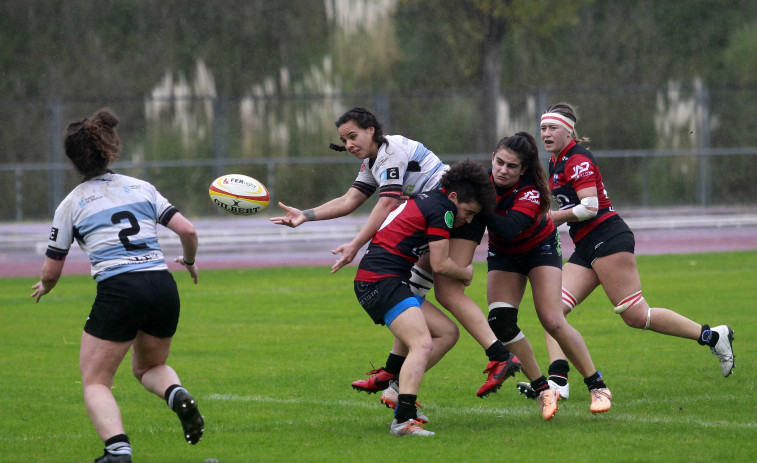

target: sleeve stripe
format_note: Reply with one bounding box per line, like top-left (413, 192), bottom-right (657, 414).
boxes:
top-left (351, 181), bottom-right (375, 197)
top-left (159, 206), bottom-right (179, 226)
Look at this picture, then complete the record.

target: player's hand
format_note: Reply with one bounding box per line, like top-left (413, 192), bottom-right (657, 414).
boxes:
top-left (30, 281), bottom-right (50, 303)
top-left (331, 241), bottom-right (358, 273)
top-left (269, 202), bottom-right (306, 228)
top-left (175, 256), bottom-right (199, 284)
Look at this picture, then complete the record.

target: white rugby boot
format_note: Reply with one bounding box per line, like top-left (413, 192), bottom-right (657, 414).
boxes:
top-left (710, 325), bottom-right (735, 377)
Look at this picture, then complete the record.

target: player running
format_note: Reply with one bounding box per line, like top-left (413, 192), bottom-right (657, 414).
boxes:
top-left (518, 102), bottom-right (735, 400)
top-left (31, 109), bottom-right (203, 463)
top-left (483, 132), bottom-right (611, 418)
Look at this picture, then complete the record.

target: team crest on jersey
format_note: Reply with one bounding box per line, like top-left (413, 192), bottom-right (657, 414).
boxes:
top-left (444, 211), bottom-right (454, 228)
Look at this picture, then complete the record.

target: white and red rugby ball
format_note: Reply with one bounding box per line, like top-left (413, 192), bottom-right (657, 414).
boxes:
top-left (209, 174), bottom-right (270, 215)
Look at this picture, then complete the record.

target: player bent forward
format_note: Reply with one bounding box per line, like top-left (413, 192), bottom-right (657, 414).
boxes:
top-left (353, 160), bottom-right (496, 436)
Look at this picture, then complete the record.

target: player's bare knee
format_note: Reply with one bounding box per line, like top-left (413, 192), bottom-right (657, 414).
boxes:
top-left (448, 322), bottom-right (460, 344)
top-left (613, 290), bottom-right (646, 328)
top-left (418, 336), bottom-right (435, 358)
top-left (132, 365), bottom-right (148, 382)
top-left (434, 319), bottom-right (459, 345)
top-left (619, 306), bottom-right (648, 329)
top-left (540, 315), bottom-right (565, 337)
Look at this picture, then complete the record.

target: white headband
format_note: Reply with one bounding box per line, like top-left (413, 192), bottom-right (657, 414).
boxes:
top-left (541, 112), bottom-right (575, 134)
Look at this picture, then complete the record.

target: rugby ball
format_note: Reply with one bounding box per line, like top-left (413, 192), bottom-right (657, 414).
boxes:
top-left (209, 174), bottom-right (270, 215)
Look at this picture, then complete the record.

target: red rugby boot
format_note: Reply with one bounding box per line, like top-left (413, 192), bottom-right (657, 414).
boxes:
top-left (476, 353), bottom-right (522, 398)
top-left (351, 367), bottom-right (394, 393)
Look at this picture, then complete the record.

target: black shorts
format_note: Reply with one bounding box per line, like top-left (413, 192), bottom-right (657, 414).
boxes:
top-left (568, 216), bottom-right (635, 269)
top-left (84, 270), bottom-right (180, 342)
top-left (354, 277), bottom-right (422, 326)
top-left (487, 231), bottom-right (562, 275)
top-left (450, 214), bottom-right (486, 243)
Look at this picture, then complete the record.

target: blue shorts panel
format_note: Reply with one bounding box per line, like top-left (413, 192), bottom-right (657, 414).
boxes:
top-left (384, 295), bottom-right (424, 328)
top-left (354, 277), bottom-right (420, 326)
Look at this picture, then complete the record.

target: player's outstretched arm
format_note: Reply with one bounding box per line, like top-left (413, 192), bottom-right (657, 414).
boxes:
top-left (331, 195), bottom-right (399, 273)
top-left (269, 202), bottom-right (308, 228)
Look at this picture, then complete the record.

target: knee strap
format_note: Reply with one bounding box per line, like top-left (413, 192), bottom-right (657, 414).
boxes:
top-left (562, 288), bottom-right (577, 312)
top-left (487, 302), bottom-right (524, 345)
top-left (613, 290), bottom-right (644, 314)
top-left (409, 264), bottom-right (433, 297)
top-left (644, 307), bottom-right (655, 330)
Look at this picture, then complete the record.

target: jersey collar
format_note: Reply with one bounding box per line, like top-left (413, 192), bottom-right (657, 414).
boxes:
top-left (552, 139), bottom-right (577, 164)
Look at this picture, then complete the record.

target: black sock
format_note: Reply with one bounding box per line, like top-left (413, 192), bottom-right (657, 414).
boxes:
top-left (104, 434), bottom-right (131, 456)
top-left (530, 376), bottom-right (549, 394)
top-left (485, 340), bottom-right (510, 362)
top-left (583, 371), bottom-right (607, 391)
top-left (104, 434), bottom-right (130, 446)
top-left (698, 324), bottom-right (720, 347)
top-left (164, 384), bottom-right (182, 407)
top-left (395, 394), bottom-right (418, 423)
top-left (385, 352), bottom-right (406, 376)
top-left (548, 359), bottom-right (570, 386)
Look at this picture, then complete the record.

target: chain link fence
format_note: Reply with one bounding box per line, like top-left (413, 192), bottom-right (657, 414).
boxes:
top-left (2, 85), bottom-right (757, 221)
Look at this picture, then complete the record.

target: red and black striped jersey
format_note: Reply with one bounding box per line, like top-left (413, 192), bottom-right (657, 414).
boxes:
top-left (549, 140), bottom-right (617, 242)
top-left (488, 176), bottom-right (555, 254)
top-left (356, 189), bottom-right (455, 282)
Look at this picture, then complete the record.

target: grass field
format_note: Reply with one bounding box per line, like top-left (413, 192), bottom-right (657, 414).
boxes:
top-left (1, 251), bottom-right (755, 462)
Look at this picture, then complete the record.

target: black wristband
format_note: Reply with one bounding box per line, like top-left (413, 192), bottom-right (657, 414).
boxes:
top-left (183, 258), bottom-right (195, 266)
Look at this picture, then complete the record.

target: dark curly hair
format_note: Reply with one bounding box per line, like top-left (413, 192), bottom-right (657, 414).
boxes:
top-left (440, 160), bottom-right (496, 214)
top-left (64, 108), bottom-right (121, 179)
top-left (329, 107), bottom-right (388, 152)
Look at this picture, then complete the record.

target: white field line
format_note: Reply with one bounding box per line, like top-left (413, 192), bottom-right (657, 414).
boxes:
top-left (208, 393), bottom-right (757, 430)
top-left (4, 392), bottom-right (753, 443)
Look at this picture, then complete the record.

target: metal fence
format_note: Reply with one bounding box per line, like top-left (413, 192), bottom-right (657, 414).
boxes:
top-left (2, 85), bottom-right (757, 221)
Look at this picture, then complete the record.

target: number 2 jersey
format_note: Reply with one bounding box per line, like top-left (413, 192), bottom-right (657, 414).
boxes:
top-left (351, 135), bottom-right (449, 200)
top-left (355, 189), bottom-right (456, 282)
top-left (45, 171), bottom-right (178, 282)
top-left (549, 140), bottom-right (618, 243)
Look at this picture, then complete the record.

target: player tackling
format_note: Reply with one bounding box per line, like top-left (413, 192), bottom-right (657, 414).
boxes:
top-left (352, 160), bottom-right (496, 436)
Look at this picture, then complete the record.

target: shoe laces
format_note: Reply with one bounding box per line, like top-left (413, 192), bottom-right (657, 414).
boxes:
top-left (400, 419), bottom-right (426, 433)
top-left (365, 366), bottom-right (385, 376)
top-left (538, 390), bottom-right (556, 407)
top-left (482, 360), bottom-right (498, 374)
top-left (591, 388), bottom-right (611, 402)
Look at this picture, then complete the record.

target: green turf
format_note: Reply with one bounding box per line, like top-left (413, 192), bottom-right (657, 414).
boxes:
top-left (1, 251), bottom-right (755, 462)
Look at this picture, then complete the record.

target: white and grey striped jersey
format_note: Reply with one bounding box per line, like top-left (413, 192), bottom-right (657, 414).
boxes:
top-left (352, 135), bottom-right (449, 199)
top-left (46, 172), bottom-right (177, 282)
